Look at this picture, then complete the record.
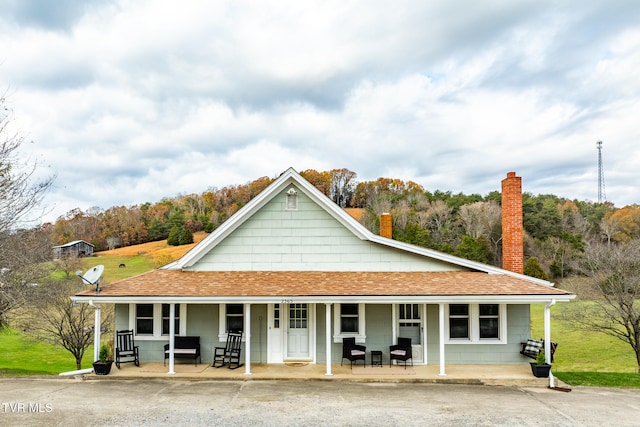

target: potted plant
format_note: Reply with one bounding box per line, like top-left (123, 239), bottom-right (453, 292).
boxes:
top-left (530, 349), bottom-right (551, 378)
top-left (92, 343), bottom-right (114, 375)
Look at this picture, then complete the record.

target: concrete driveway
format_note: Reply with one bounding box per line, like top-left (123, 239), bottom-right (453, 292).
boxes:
top-left (1, 377), bottom-right (639, 426)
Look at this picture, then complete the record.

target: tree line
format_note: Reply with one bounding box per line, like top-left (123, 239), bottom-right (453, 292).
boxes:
top-left (37, 167), bottom-right (640, 282)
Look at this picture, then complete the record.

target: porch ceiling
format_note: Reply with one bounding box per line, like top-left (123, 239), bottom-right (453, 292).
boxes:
top-left (74, 270), bottom-right (573, 300)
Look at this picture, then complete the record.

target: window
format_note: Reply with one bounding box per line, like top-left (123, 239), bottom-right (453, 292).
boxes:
top-left (162, 304), bottom-right (180, 335)
top-left (130, 304), bottom-right (186, 338)
top-left (340, 304), bottom-right (359, 333)
top-left (226, 304), bottom-right (244, 332)
top-left (479, 304), bottom-right (499, 339)
top-left (273, 303), bottom-right (280, 329)
top-left (218, 304), bottom-right (246, 342)
top-left (399, 304), bottom-right (421, 344)
top-left (333, 303), bottom-right (366, 342)
top-left (136, 304), bottom-right (154, 335)
top-left (448, 304), bottom-right (469, 339)
top-left (446, 304), bottom-right (506, 344)
top-left (285, 188), bottom-right (298, 210)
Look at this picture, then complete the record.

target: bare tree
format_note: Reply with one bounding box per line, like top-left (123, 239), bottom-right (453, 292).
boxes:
top-left (561, 239), bottom-right (640, 373)
top-left (0, 95), bottom-right (55, 232)
top-left (25, 277), bottom-right (112, 369)
top-left (0, 96), bottom-right (55, 326)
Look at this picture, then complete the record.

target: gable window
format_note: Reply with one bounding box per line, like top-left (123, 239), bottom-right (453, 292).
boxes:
top-left (285, 188), bottom-right (298, 210)
top-left (333, 303), bottom-right (366, 342)
top-left (130, 304), bottom-right (186, 339)
top-left (446, 304), bottom-right (506, 344)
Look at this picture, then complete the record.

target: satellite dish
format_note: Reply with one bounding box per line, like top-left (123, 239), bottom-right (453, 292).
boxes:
top-left (76, 265), bottom-right (104, 293)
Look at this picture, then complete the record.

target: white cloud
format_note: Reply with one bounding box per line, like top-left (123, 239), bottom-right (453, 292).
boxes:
top-left (2, 0), bottom-right (640, 223)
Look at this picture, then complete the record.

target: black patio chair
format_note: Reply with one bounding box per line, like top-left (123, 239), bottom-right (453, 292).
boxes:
top-left (389, 337), bottom-right (412, 369)
top-left (341, 337), bottom-right (366, 368)
top-left (213, 331), bottom-right (243, 369)
top-left (115, 329), bottom-right (140, 368)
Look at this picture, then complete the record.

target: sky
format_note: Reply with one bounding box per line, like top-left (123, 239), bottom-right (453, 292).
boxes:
top-left (1, 0), bottom-right (639, 224)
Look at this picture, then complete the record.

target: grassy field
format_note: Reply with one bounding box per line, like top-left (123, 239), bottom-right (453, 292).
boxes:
top-left (0, 328), bottom-right (94, 375)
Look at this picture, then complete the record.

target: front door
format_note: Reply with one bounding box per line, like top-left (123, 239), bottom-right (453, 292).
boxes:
top-left (286, 303), bottom-right (310, 359)
top-left (267, 304), bottom-right (283, 363)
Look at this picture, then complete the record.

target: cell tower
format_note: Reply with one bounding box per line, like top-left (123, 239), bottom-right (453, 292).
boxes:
top-left (597, 141), bottom-right (606, 203)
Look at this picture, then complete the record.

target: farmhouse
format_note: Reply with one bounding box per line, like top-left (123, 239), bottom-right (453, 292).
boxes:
top-left (72, 168), bottom-right (574, 376)
top-left (53, 240), bottom-right (94, 259)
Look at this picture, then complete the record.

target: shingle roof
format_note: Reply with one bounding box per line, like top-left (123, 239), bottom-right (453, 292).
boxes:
top-left (75, 270), bottom-right (572, 298)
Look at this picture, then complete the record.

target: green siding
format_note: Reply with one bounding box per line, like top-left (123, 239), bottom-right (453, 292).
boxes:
top-left (192, 186), bottom-right (458, 272)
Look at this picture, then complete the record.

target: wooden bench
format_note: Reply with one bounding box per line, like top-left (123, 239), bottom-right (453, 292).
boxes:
top-left (164, 336), bottom-right (201, 366)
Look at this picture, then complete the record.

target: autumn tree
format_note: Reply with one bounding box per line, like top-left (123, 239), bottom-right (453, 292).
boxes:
top-left (328, 168), bottom-right (357, 207)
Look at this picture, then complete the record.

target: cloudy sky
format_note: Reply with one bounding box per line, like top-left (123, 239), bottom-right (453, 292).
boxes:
top-left (2, 0), bottom-right (639, 224)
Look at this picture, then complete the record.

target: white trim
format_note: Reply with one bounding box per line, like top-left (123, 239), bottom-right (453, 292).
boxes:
top-left (218, 303), bottom-right (246, 342)
top-left (444, 303), bottom-right (507, 344)
top-left (76, 294), bottom-right (575, 304)
top-left (128, 303), bottom-right (187, 339)
top-left (332, 303), bottom-right (366, 343)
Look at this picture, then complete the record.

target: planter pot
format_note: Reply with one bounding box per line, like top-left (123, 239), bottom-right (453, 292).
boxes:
top-left (530, 362), bottom-right (551, 378)
top-left (93, 360), bottom-right (113, 375)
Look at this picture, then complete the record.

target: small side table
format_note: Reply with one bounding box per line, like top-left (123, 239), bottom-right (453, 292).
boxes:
top-left (371, 350), bottom-right (382, 367)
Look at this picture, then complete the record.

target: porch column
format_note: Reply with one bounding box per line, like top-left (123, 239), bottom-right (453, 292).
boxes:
top-left (91, 301), bottom-right (101, 362)
top-left (544, 300), bottom-right (555, 364)
top-left (168, 303), bottom-right (175, 374)
top-left (391, 304), bottom-right (397, 342)
top-left (325, 303), bottom-right (333, 376)
top-left (438, 303), bottom-right (446, 376)
top-left (244, 303), bottom-right (251, 375)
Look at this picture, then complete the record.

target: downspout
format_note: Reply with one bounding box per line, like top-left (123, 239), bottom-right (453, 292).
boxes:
top-left (544, 299), bottom-right (556, 388)
top-left (88, 300), bottom-right (101, 363)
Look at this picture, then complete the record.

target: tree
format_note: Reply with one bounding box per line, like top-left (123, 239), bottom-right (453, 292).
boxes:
top-left (0, 96), bottom-right (56, 233)
top-left (24, 277), bottom-right (112, 369)
top-left (0, 96), bottom-right (55, 326)
top-left (561, 239), bottom-right (640, 373)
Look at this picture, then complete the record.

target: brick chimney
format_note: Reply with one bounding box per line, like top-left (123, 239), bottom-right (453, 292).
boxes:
top-left (501, 172), bottom-right (524, 274)
top-left (380, 213), bottom-right (392, 239)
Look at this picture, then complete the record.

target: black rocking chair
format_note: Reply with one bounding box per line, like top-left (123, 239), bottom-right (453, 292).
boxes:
top-left (389, 337), bottom-right (413, 369)
top-left (341, 337), bottom-right (366, 368)
top-left (213, 331), bottom-right (243, 369)
top-left (115, 329), bottom-right (140, 368)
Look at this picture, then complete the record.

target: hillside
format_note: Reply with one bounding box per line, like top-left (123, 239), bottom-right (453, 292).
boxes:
top-left (95, 231), bottom-right (208, 258)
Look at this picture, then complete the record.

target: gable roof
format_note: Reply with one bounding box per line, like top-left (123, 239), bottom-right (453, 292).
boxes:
top-left (53, 240), bottom-right (94, 249)
top-left (168, 167), bottom-right (552, 286)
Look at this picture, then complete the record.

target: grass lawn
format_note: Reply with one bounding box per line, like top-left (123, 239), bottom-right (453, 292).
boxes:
top-left (0, 328), bottom-right (94, 375)
top-left (530, 303), bottom-right (640, 388)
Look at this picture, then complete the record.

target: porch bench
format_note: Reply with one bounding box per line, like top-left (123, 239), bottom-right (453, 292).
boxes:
top-left (164, 336), bottom-right (201, 366)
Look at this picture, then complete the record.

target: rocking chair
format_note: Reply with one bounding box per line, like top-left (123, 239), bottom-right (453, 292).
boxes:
top-left (115, 329), bottom-right (140, 368)
top-left (213, 331), bottom-right (243, 369)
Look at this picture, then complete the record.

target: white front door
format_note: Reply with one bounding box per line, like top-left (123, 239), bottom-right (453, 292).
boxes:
top-left (286, 303), bottom-right (310, 359)
top-left (267, 304), bottom-right (283, 363)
